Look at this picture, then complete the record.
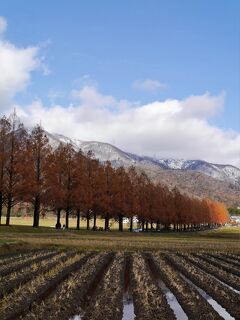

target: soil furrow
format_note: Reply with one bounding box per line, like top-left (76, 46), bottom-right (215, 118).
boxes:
top-left (0, 250), bottom-right (40, 267)
top-left (208, 253), bottom-right (240, 269)
top-left (0, 252), bottom-right (90, 320)
top-left (195, 253), bottom-right (240, 278)
top-left (0, 250), bottom-right (58, 277)
top-left (149, 253), bottom-right (222, 320)
top-left (130, 253), bottom-right (175, 320)
top-left (178, 253), bottom-right (240, 292)
top-left (83, 253), bottom-right (124, 320)
top-left (223, 253), bottom-right (240, 263)
top-left (165, 253), bottom-right (240, 319)
top-left (0, 251), bottom-right (73, 298)
top-left (21, 252), bottom-right (112, 320)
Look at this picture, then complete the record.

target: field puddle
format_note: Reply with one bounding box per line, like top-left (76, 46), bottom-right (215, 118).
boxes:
top-left (157, 278), bottom-right (188, 320)
top-left (181, 274), bottom-right (235, 320)
top-left (146, 256), bottom-right (187, 320)
top-left (122, 292), bottom-right (135, 320)
top-left (208, 273), bottom-right (240, 295)
top-left (122, 256), bottom-right (135, 320)
top-left (69, 316), bottom-right (81, 320)
top-left (185, 255), bottom-right (240, 295)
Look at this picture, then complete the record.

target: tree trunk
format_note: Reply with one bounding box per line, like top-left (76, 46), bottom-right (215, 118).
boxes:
top-left (76, 209), bottom-right (80, 230)
top-left (93, 212), bottom-right (97, 230)
top-left (65, 207), bottom-right (70, 229)
top-left (86, 211), bottom-right (90, 230)
top-left (142, 219), bottom-right (145, 232)
top-left (33, 193), bottom-right (40, 227)
top-left (129, 216), bottom-right (133, 232)
top-left (6, 195), bottom-right (12, 226)
top-left (145, 221), bottom-right (149, 232)
top-left (119, 214), bottom-right (123, 232)
top-left (105, 213), bottom-right (109, 231)
top-left (56, 208), bottom-right (61, 229)
top-left (0, 192), bottom-right (3, 225)
top-left (6, 129), bottom-right (14, 227)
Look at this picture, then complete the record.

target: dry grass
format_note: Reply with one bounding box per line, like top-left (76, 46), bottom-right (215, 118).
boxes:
top-left (0, 224), bottom-right (239, 253)
top-left (0, 216), bottom-right (133, 229)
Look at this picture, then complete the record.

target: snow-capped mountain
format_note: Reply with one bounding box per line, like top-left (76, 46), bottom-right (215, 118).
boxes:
top-left (45, 131), bottom-right (240, 186)
top-left (156, 159), bottom-right (240, 184)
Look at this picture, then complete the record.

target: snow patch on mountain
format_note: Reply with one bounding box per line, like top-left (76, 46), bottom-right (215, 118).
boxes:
top-left (45, 131), bottom-right (240, 186)
top-left (157, 159), bottom-right (188, 169)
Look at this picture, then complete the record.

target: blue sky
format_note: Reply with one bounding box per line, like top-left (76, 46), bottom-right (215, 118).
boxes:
top-left (0, 1), bottom-right (239, 165)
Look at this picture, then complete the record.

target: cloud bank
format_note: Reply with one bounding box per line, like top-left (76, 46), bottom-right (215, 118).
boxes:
top-left (0, 17), bottom-right (239, 167)
top-left (15, 87), bottom-right (240, 167)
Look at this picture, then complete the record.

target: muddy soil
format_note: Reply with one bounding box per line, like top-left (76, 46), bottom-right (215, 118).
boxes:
top-left (21, 253), bottom-right (112, 320)
top-left (179, 253), bottom-right (240, 292)
top-left (0, 253), bottom-right (88, 320)
top-left (0, 251), bottom-right (71, 298)
top-left (166, 253), bottom-right (240, 319)
top-left (130, 253), bottom-right (175, 320)
top-left (149, 253), bottom-right (222, 320)
top-left (83, 253), bottom-right (124, 320)
top-left (196, 253), bottom-right (240, 277)
top-left (0, 250), bottom-right (57, 277)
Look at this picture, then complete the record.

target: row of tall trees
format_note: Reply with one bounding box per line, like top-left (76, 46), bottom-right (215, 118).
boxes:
top-left (0, 113), bottom-right (229, 230)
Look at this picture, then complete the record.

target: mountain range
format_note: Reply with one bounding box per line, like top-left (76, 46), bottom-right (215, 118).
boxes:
top-left (46, 131), bottom-right (240, 207)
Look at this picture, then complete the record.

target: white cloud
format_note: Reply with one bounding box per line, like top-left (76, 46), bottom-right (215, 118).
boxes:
top-left (180, 91), bottom-right (225, 118)
top-left (0, 17), bottom-right (47, 110)
top-left (71, 86), bottom-right (116, 108)
top-left (71, 85), bottom-right (137, 112)
top-left (133, 79), bottom-right (167, 93)
top-left (1, 16), bottom-right (238, 167)
top-left (14, 87), bottom-right (240, 167)
top-left (0, 42), bottom-right (39, 106)
top-left (0, 17), bottom-right (7, 35)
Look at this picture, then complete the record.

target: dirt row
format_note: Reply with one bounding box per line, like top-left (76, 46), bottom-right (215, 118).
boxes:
top-left (178, 253), bottom-right (240, 292)
top-left (83, 253), bottom-right (125, 320)
top-left (166, 253), bottom-right (240, 319)
top-left (21, 252), bottom-right (112, 320)
top-left (222, 252), bottom-right (240, 263)
top-left (0, 251), bottom-right (73, 298)
top-left (149, 253), bottom-right (223, 320)
top-left (130, 252), bottom-right (175, 320)
top-left (0, 250), bottom-right (39, 267)
top-left (208, 252), bottom-right (240, 269)
top-left (195, 253), bottom-right (240, 277)
top-left (0, 250), bottom-right (57, 277)
top-left (0, 250), bottom-right (239, 320)
top-left (0, 252), bottom-right (90, 320)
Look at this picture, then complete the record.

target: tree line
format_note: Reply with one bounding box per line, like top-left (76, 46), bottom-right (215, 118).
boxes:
top-left (0, 113), bottom-right (229, 231)
top-left (228, 207), bottom-right (240, 216)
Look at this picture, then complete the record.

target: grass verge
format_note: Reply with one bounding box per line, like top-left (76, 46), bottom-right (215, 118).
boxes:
top-left (0, 224), bottom-right (239, 253)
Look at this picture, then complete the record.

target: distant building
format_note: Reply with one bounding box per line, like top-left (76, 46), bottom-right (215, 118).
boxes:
top-left (230, 215), bottom-right (240, 226)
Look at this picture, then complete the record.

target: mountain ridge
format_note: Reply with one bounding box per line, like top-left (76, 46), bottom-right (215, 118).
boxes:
top-left (44, 131), bottom-right (240, 207)
top-left (45, 131), bottom-right (240, 184)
